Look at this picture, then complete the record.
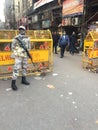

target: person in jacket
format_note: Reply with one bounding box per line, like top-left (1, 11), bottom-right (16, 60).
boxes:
top-left (59, 31), bottom-right (70, 58)
top-left (11, 26), bottom-right (31, 91)
top-left (52, 31), bottom-right (60, 54)
top-left (70, 31), bottom-right (78, 55)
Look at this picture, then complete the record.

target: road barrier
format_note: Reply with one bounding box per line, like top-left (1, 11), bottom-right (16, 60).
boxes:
top-left (82, 31), bottom-right (98, 72)
top-left (0, 30), bottom-right (53, 79)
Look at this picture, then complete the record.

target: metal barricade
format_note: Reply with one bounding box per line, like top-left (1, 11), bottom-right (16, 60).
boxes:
top-left (82, 31), bottom-right (98, 72)
top-left (0, 30), bottom-right (53, 79)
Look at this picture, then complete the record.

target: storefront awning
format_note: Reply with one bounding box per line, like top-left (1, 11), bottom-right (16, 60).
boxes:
top-left (34, 0), bottom-right (54, 9)
top-left (63, 12), bottom-right (83, 18)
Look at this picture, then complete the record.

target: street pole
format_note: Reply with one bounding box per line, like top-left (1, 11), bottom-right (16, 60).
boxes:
top-left (81, 0), bottom-right (87, 51)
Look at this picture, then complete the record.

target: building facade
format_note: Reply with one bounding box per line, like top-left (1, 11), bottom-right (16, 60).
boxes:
top-left (4, 0), bottom-right (98, 32)
top-left (4, 0), bottom-right (12, 29)
top-left (27, 0), bottom-right (62, 31)
top-left (84, 0), bottom-right (98, 31)
top-left (4, 0), bottom-right (32, 29)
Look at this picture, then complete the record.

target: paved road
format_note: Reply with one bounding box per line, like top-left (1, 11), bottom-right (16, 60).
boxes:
top-left (0, 52), bottom-right (98, 130)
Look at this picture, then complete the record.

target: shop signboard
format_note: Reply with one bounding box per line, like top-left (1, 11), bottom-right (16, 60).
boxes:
top-left (34, 0), bottom-right (54, 9)
top-left (62, 0), bottom-right (84, 17)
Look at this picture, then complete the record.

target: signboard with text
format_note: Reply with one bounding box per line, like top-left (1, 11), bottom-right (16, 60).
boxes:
top-left (0, 50), bottom-right (49, 65)
top-left (62, 0), bottom-right (84, 17)
top-left (34, 0), bottom-right (54, 9)
top-left (30, 50), bottom-right (49, 62)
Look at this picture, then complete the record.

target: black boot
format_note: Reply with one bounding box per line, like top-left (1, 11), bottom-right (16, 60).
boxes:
top-left (11, 80), bottom-right (18, 90)
top-left (21, 76), bottom-right (30, 85)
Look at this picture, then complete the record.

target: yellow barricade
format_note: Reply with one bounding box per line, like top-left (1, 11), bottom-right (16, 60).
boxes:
top-left (82, 31), bottom-right (98, 72)
top-left (0, 30), bottom-right (53, 79)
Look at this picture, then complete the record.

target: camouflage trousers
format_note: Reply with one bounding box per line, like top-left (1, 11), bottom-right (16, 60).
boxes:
top-left (12, 57), bottom-right (28, 80)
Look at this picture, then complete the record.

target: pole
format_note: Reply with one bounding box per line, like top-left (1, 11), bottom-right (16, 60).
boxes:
top-left (81, 0), bottom-right (87, 51)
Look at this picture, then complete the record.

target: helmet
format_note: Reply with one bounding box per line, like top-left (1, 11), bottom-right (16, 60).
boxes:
top-left (19, 26), bottom-right (26, 30)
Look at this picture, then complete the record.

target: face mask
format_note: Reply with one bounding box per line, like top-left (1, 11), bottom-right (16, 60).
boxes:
top-left (19, 30), bottom-right (25, 35)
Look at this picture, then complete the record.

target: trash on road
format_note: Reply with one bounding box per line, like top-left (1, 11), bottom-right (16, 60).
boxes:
top-left (34, 77), bottom-right (42, 80)
top-left (74, 118), bottom-right (78, 121)
top-left (52, 73), bottom-right (58, 76)
top-left (68, 92), bottom-right (73, 95)
top-left (72, 101), bottom-right (76, 104)
top-left (60, 94), bottom-right (64, 97)
top-left (47, 84), bottom-right (55, 89)
top-left (6, 88), bottom-right (11, 91)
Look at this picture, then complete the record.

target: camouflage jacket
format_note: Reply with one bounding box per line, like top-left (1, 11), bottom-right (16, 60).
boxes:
top-left (11, 34), bottom-right (31, 58)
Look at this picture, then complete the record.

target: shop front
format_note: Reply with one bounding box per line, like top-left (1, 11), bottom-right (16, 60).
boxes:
top-left (62, 0), bottom-right (84, 35)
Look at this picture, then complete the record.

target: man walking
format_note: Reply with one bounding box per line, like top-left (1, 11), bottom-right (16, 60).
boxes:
top-left (59, 31), bottom-right (70, 58)
top-left (11, 26), bottom-right (31, 91)
top-left (70, 31), bottom-right (78, 55)
top-left (52, 31), bottom-right (60, 54)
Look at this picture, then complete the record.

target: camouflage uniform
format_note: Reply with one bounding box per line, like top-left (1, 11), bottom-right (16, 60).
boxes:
top-left (12, 34), bottom-right (31, 80)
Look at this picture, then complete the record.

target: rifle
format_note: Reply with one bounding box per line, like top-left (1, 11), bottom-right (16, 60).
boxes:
top-left (15, 36), bottom-right (33, 63)
top-left (15, 36), bottom-right (45, 75)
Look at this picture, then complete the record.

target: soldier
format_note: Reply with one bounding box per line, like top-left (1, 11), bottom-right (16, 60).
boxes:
top-left (11, 26), bottom-right (31, 91)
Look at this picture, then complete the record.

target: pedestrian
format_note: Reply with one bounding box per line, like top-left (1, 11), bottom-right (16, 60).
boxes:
top-left (69, 31), bottom-right (78, 55)
top-left (11, 25), bottom-right (31, 91)
top-left (52, 31), bottom-right (60, 54)
top-left (59, 31), bottom-right (70, 58)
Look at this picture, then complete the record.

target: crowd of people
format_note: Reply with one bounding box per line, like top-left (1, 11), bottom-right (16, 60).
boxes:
top-left (52, 30), bottom-right (82, 58)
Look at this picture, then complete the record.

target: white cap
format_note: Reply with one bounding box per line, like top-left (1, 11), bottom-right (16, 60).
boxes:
top-left (19, 25), bottom-right (26, 30)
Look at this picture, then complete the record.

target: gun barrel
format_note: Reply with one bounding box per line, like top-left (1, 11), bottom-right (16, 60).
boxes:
top-left (16, 37), bottom-right (32, 61)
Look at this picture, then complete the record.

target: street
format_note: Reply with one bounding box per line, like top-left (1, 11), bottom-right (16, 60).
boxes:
top-left (0, 52), bottom-right (98, 130)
